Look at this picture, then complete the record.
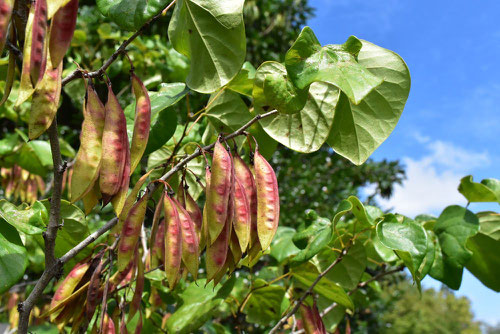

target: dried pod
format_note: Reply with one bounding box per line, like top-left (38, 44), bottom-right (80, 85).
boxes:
top-left (172, 197), bottom-right (199, 279)
top-left (30, 0), bottom-right (48, 85)
top-left (71, 82), bottom-right (105, 201)
top-left (233, 176), bottom-right (251, 252)
top-left (205, 140), bottom-right (233, 243)
top-left (129, 73), bottom-right (151, 173)
top-left (299, 301), bottom-right (327, 334)
top-left (48, 0), bottom-right (78, 68)
top-left (0, 0), bottom-right (13, 55)
top-left (254, 150), bottom-right (280, 250)
top-left (233, 153), bottom-right (258, 247)
top-left (164, 193), bottom-right (182, 289)
top-left (85, 255), bottom-right (105, 319)
top-left (99, 83), bottom-right (130, 205)
top-left (116, 194), bottom-right (148, 271)
top-left (49, 262), bottom-right (89, 321)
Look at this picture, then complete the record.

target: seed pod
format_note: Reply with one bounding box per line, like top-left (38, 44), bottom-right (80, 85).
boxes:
top-left (82, 181), bottom-right (101, 215)
top-left (164, 193), bottom-right (182, 289)
top-left (205, 140), bottom-right (233, 243)
top-left (300, 301), bottom-right (326, 334)
top-left (110, 146), bottom-right (131, 215)
top-left (229, 229), bottom-right (242, 265)
top-left (254, 150), bottom-right (280, 250)
top-left (117, 194), bottom-right (148, 271)
top-left (109, 252), bottom-right (136, 291)
top-left (129, 255), bottom-right (144, 321)
top-left (151, 219), bottom-right (165, 268)
top-left (149, 192), bottom-right (164, 264)
top-left (206, 217), bottom-right (231, 282)
top-left (71, 82), bottom-right (106, 202)
top-left (0, 0), bottom-right (13, 55)
top-left (50, 262), bottom-right (89, 321)
top-left (28, 54), bottom-right (62, 139)
top-left (85, 255), bottom-right (105, 320)
top-left (177, 182), bottom-right (203, 240)
top-left (129, 73), bottom-right (151, 173)
top-left (212, 250), bottom-right (232, 287)
top-left (172, 197), bottom-right (199, 278)
top-left (0, 21), bottom-right (15, 106)
top-left (103, 313), bottom-right (116, 334)
top-left (99, 83), bottom-right (130, 205)
top-left (200, 166), bottom-right (211, 250)
top-left (233, 176), bottom-right (251, 252)
top-left (233, 153), bottom-right (258, 247)
top-left (48, 0), bottom-right (78, 68)
top-left (30, 0), bottom-right (48, 85)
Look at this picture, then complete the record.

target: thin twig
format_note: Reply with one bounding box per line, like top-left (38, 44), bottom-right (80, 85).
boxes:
top-left (268, 245), bottom-right (351, 334)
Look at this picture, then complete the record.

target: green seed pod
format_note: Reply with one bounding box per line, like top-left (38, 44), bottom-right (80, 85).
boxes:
top-left (0, 0), bottom-right (13, 55)
top-left (299, 301), bottom-right (326, 334)
top-left (30, 0), bottom-right (48, 85)
top-left (205, 140), bottom-right (233, 243)
top-left (48, 0), bottom-right (78, 69)
top-left (129, 73), bottom-right (151, 173)
top-left (172, 197), bottom-right (199, 278)
top-left (233, 176), bottom-right (251, 252)
top-left (151, 219), bottom-right (165, 268)
top-left (229, 229), bottom-right (242, 265)
top-left (116, 194), bottom-right (148, 271)
top-left (99, 83), bottom-right (130, 205)
top-left (233, 153), bottom-right (258, 247)
top-left (28, 54), bottom-right (62, 140)
top-left (254, 150), bottom-right (280, 250)
top-left (71, 82), bottom-right (105, 202)
top-left (164, 193), bottom-right (182, 289)
top-left (81, 181), bottom-right (101, 215)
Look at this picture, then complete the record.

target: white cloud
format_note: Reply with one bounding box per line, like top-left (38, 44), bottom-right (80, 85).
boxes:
top-left (373, 140), bottom-right (490, 217)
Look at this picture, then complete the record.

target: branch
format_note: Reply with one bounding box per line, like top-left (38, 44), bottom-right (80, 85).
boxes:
top-left (61, 0), bottom-right (177, 87)
top-left (268, 245), bottom-right (351, 334)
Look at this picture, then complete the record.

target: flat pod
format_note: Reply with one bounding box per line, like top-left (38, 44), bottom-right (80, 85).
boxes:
top-left (102, 313), bottom-right (116, 334)
top-left (200, 167), bottom-right (211, 250)
top-left (30, 0), bottom-right (48, 85)
top-left (254, 150), bottom-right (280, 250)
top-left (151, 219), bottom-right (165, 268)
top-left (233, 153), bottom-right (258, 246)
top-left (148, 190), bottom-right (164, 262)
top-left (0, 0), bottom-right (13, 55)
top-left (206, 218), bottom-right (231, 282)
top-left (50, 262), bottom-right (89, 321)
top-left (163, 193), bottom-right (182, 289)
top-left (70, 82), bottom-right (106, 202)
top-left (129, 254), bottom-right (144, 321)
top-left (29, 54), bottom-right (62, 139)
top-left (85, 256), bottom-right (104, 320)
top-left (232, 176), bottom-right (251, 252)
top-left (99, 83), bottom-right (129, 205)
top-left (178, 183), bottom-right (203, 237)
top-left (205, 140), bottom-right (233, 243)
top-left (48, 0), bottom-right (78, 68)
top-left (299, 302), bottom-right (326, 334)
top-left (129, 73), bottom-right (151, 173)
top-left (116, 194), bottom-right (148, 271)
top-left (172, 197), bottom-right (199, 278)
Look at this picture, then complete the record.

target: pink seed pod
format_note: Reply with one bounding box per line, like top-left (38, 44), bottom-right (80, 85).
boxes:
top-left (164, 193), bottom-right (182, 289)
top-left (233, 153), bottom-right (258, 247)
top-left (116, 194), bottom-right (148, 271)
top-left (205, 218), bottom-right (231, 282)
top-left (172, 196), bottom-right (200, 279)
top-left (149, 191), bottom-right (164, 264)
top-left (129, 72), bottom-right (151, 173)
top-left (99, 83), bottom-right (130, 206)
top-left (229, 229), bottom-right (242, 266)
top-left (71, 82), bottom-right (106, 202)
top-left (177, 182), bottom-right (203, 239)
top-left (232, 176), bottom-right (251, 252)
top-left (48, 0), bottom-right (78, 69)
top-left (102, 313), bottom-right (116, 334)
top-left (299, 301), bottom-right (327, 334)
top-left (30, 0), bottom-right (48, 85)
top-left (0, 0), bottom-right (13, 55)
top-left (151, 219), bottom-right (165, 268)
top-left (128, 255), bottom-right (144, 321)
top-left (200, 166), bottom-right (211, 250)
top-left (205, 140), bottom-right (233, 243)
top-left (254, 149), bottom-right (280, 250)
top-left (85, 255), bottom-right (105, 320)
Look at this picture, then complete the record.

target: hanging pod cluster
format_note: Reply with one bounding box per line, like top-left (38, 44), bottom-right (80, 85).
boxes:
top-left (70, 71), bottom-right (151, 215)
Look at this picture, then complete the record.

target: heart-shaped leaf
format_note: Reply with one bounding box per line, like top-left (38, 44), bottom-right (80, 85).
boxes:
top-left (168, 0), bottom-right (246, 93)
top-left (458, 175), bottom-right (500, 203)
top-left (0, 223), bottom-right (28, 294)
top-left (97, 0), bottom-right (170, 31)
top-left (0, 200), bottom-right (47, 235)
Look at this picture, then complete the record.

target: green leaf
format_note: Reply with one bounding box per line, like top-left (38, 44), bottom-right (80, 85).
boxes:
top-left (254, 62), bottom-right (340, 153)
top-left (292, 262), bottom-right (353, 310)
top-left (332, 196), bottom-right (373, 231)
top-left (285, 27), bottom-right (382, 105)
top-left (17, 141), bottom-right (53, 176)
top-left (316, 241), bottom-right (367, 290)
top-left (318, 297), bottom-right (346, 332)
top-left (166, 277), bottom-right (235, 334)
top-left (58, 138), bottom-right (76, 158)
top-left (475, 212), bottom-right (500, 240)
top-left (205, 90), bottom-right (253, 132)
top-left (168, 0), bottom-right (246, 93)
top-left (458, 175), bottom-right (500, 203)
top-left (97, 0), bottom-right (170, 31)
top-left (429, 205), bottom-right (479, 290)
top-left (226, 61), bottom-right (256, 97)
top-left (0, 200), bottom-right (47, 235)
top-left (290, 215), bottom-right (332, 266)
top-left (327, 40), bottom-right (411, 165)
top-left (0, 222), bottom-right (28, 294)
top-left (269, 226), bottom-right (300, 264)
top-left (465, 232), bottom-right (500, 292)
top-left (242, 279), bottom-right (286, 325)
top-left (376, 215), bottom-right (427, 285)
top-left (0, 133), bottom-right (18, 155)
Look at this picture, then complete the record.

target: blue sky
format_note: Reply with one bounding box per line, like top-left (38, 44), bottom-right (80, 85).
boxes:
top-left (308, 0), bottom-right (499, 326)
